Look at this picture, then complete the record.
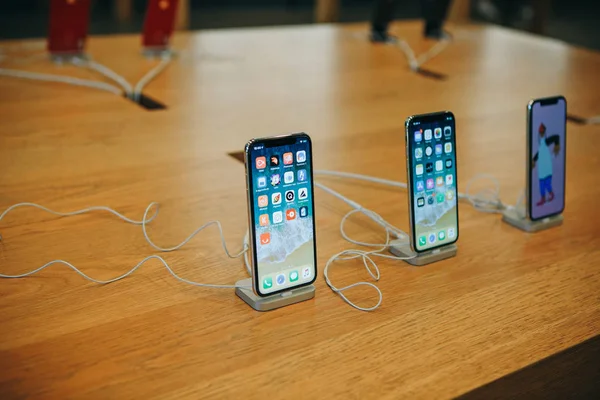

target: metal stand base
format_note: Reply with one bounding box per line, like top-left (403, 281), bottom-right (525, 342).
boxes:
top-left (235, 278), bottom-right (315, 312)
top-left (502, 208), bottom-right (563, 232)
top-left (389, 240), bottom-right (457, 266)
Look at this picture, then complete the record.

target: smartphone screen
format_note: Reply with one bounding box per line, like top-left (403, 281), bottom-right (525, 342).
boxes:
top-left (407, 111), bottom-right (458, 252)
top-left (528, 97), bottom-right (566, 220)
top-left (142, 0), bottom-right (179, 48)
top-left (47, 0), bottom-right (91, 54)
top-left (246, 133), bottom-right (317, 296)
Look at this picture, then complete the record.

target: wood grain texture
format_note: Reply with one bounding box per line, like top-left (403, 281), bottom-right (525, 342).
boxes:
top-left (1, 21), bottom-right (599, 399)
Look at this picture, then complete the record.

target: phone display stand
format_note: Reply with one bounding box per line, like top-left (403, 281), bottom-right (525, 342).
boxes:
top-left (388, 239), bottom-right (457, 266)
top-left (502, 207), bottom-right (563, 232)
top-left (235, 278), bottom-right (315, 312)
top-left (142, 47), bottom-right (175, 59)
top-left (50, 53), bottom-right (88, 64)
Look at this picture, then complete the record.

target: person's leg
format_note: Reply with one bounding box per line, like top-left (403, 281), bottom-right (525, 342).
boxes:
top-left (537, 177), bottom-right (546, 206)
top-left (546, 175), bottom-right (554, 201)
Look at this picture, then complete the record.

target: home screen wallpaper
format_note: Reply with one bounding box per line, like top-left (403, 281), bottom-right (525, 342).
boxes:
top-left (248, 136), bottom-right (315, 295)
top-left (529, 98), bottom-right (566, 220)
top-left (409, 116), bottom-right (458, 252)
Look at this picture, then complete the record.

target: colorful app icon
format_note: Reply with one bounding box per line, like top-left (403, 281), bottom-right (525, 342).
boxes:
top-left (426, 162), bottom-right (433, 173)
top-left (286, 208), bottom-right (297, 220)
top-left (426, 178), bottom-right (434, 190)
top-left (415, 148), bottom-right (423, 159)
top-left (428, 233), bottom-right (436, 244)
top-left (417, 197), bottom-right (425, 207)
top-left (285, 190), bottom-right (295, 202)
top-left (258, 195), bottom-right (268, 207)
top-left (434, 127), bottom-right (442, 139)
top-left (418, 236), bottom-right (427, 246)
top-left (260, 232), bottom-right (271, 245)
top-left (438, 231), bottom-right (446, 241)
top-left (296, 150), bottom-right (306, 163)
top-left (444, 143), bottom-right (452, 153)
top-left (290, 270), bottom-right (299, 282)
top-left (445, 159), bottom-right (453, 169)
top-left (272, 192), bottom-right (282, 205)
top-left (435, 144), bottom-right (443, 156)
top-left (436, 176), bottom-right (444, 187)
top-left (284, 171), bottom-right (294, 184)
top-left (414, 130), bottom-right (422, 142)
top-left (255, 156), bottom-right (266, 169)
top-left (427, 196), bottom-right (434, 205)
top-left (424, 129), bottom-right (432, 141)
top-left (276, 273), bottom-right (286, 286)
top-left (299, 206), bottom-right (308, 218)
top-left (435, 160), bottom-right (443, 171)
top-left (446, 190), bottom-right (454, 201)
top-left (416, 164), bottom-right (423, 176)
top-left (283, 152), bottom-right (293, 165)
top-left (448, 228), bottom-right (455, 238)
top-left (270, 174), bottom-right (280, 186)
top-left (257, 176), bottom-right (266, 188)
top-left (302, 267), bottom-right (311, 279)
top-left (297, 169), bottom-right (307, 182)
top-left (416, 180), bottom-right (425, 191)
top-left (425, 146), bottom-right (433, 157)
top-left (298, 187), bottom-right (308, 200)
top-left (445, 174), bottom-right (453, 185)
top-left (259, 214), bottom-right (269, 226)
top-left (444, 126), bottom-right (451, 137)
top-left (270, 155), bottom-right (279, 167)
top-left (273, 211), bottom-right (283, 224)
top-left (262, 276), bottom-right (273, 290)
top-left (436, 193), bottom-right (445, 203)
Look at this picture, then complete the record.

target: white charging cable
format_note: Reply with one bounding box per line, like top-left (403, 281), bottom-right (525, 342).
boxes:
top-left (0, 67), bottom-right (123, 96)
top-left (348, 30), bottom-right (452, 72)
top-left (315, 182), bottom-right (414, 311)
top-left (71, 57), bottom-right (134, 98)
top-left (1, 52), bottom-right (172, 102)
top-left (588, 115), bottom-right (600, 125)
top-left (0, 202), bottom-right (250, 288)
top-left (133, 55), bottom-right (173, 102)
top-left (315, 170), bottom-right (507, 214)
top-left (391, 33), bottom-right (452, 72)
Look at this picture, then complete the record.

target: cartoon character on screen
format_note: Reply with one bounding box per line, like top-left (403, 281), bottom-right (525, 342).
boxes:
top-left (532, 122), bottom-right (560, 206)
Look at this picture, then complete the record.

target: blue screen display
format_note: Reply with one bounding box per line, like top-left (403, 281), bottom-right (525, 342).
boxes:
top-left (247, 134), bottom-right (316, 295)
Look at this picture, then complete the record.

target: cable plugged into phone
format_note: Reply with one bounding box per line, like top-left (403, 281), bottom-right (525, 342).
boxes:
top-left (0, 202), bottom-right (250, 289)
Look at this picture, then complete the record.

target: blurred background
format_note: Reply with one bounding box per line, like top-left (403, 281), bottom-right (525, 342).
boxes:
top-left (0, 0), bottom-right (599, 50)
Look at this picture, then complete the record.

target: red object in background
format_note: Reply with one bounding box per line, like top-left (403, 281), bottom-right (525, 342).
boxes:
top-left (142, 0), bottom-right (179, 48)
top-left (47, 0), bottom-right (91, 54)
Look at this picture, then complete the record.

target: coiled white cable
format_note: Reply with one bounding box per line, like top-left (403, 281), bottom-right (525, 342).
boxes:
top-left (0, 67), bottom-right (122, 96)
top-left (139, 202), bottom-right (247, 258)
top-left (0, 202), bottom-right (249, 288)
top-left (315, 182), bottom-right (414, 312)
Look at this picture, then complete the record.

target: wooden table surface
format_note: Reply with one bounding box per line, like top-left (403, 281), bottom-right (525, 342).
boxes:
top-left (1, 21), bottom-right (599, 399)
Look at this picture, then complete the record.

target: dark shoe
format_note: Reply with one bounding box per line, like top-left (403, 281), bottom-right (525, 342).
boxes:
top-left (536, 197), bottom-right (546, 206)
